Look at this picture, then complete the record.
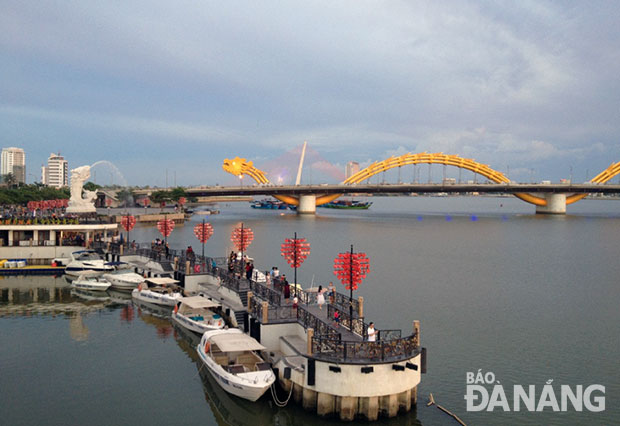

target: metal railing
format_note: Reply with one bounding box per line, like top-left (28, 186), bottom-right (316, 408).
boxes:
top-left (327, 304), bottom-right (367, 338)
top-left (311, 332), bottom-right (420, 363)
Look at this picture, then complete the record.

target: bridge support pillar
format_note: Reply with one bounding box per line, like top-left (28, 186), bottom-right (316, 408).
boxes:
top-left (536, 193), bottom-right (566, 214)
top-left (298, 195), bottom-right (316, 214)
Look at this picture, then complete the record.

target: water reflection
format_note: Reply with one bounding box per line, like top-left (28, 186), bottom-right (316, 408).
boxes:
top-left (69, 312), bottom-right (89, 341)
top-left (133, 298), bottom-right (174, 339)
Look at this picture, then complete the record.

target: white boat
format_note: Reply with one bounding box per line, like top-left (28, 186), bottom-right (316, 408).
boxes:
top-left (103, 271), bottom-right (145, 290)
top-left (131, 277), bottom-right (183, 307)
top-left (197, 329), bottom-right (275, 402)
top-left (71, 273), bottom-right (111, 291)
top-left (171, 296), bottom-right (224, 334)
top-left (65, 250), bottom-right (115, 277)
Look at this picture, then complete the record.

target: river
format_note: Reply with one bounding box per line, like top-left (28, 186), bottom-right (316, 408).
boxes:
top-left (1, 195), bottom-right (618, 425)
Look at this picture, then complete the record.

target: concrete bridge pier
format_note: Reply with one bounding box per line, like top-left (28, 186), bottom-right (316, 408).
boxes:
top-left (297, 195), bottom-right (317, 214)
top-left (535, 193), bottom-right (567, 214)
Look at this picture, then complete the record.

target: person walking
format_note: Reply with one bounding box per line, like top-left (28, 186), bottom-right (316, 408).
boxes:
top-left (317, 285), bottom-right (325, 310)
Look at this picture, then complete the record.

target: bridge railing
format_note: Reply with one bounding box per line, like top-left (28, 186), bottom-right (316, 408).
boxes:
top-left (328, 304), bottom-right (366, 339)
top-left (333, 292), bottom-right (360, 317)
top-left (311, 332), bottom-right (419, 363)
top-left (249, 279), bottom-right (282, 306)
top-left (249, 297), bottom-right (298, 323)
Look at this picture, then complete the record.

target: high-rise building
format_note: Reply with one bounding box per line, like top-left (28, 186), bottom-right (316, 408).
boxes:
top-left (42, 153), bottom-right (68, 188)
top-left (345, 161), bottom-right (360, 180)
top-left (1, 147), bottom-right (26, 184)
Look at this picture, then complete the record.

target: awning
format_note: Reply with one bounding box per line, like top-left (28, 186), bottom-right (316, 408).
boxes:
top-left (145, 277), bottom-right (180, 286)
top-left (179, 295), bottom-right (220, 309)
top-left (210, 332), bottom-right (266, 352)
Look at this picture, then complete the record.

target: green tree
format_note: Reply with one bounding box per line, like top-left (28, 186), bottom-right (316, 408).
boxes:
top-left (83, 181), bottom-right (101, 191)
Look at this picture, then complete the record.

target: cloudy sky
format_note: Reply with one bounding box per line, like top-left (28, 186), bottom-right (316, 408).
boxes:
top-left (2, 1), bottom-right (619, 186)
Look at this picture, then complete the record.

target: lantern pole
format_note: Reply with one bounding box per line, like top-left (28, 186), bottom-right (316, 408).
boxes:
top-left (125, 211), bottom-right (129, 250)
top-left (201, 218), bottom-right (206, 272)
top-left (241, 222), bottom-right (245, 278)
top-left (350, 244), bottom-right (354, 331)
top-left (164, 214), bottom-right (168, 246)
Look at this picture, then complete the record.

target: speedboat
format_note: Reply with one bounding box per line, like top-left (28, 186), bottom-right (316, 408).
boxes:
top-left (197, 329), bottom-right (275, 402)
top-left (65, 250), bottom-right (115, 277)
top-left (71, 273), bottom-right (111, 291)
top-left (171, 296), bottom-right (225, 334)
top-left (103, 270), bottom-right (145, 291)
top-left (131, 277), bottom-right (183, 307)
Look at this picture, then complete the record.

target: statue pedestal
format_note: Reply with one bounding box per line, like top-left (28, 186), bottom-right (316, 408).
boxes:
top-left (66, 203), bottom-right (96, 214)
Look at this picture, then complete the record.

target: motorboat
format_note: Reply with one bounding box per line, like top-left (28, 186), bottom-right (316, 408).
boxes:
top-left (197, 329), bottom-right (275, 402)
top-left (71, 273), bottom-right (111, 291)
top-left (65, 250), bottom-right (115, 277)
top-left (103, 270), bottom-right (144, 291)
top-left (131, 277), bottom-right (183, 307)
top-left (171, 296), bottom-right (225, 334)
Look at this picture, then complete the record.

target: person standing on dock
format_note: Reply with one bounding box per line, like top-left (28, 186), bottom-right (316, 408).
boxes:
top-left (367, 322), bottom-right (377, 342)
top-left (328, 281), bottom-right (335, 304)
top-left (317, 285), bottom-right (325, 310)
top-left (282, 275), bottom-right (290, 303)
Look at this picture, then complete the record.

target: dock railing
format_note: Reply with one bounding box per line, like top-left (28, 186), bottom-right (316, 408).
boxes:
top-left (311, 332), bottom-right (420, 363)
top-left (327, 304), bottom-right (367, 339)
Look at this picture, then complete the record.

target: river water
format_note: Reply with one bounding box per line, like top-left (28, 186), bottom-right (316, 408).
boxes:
top-left (1, 196), bottom-right (618, 425)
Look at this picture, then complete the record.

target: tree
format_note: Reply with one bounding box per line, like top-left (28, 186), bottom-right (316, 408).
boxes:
top-left (83, 181), bottom-right (101, 191)
top-left (2, 173), bottom-right (17, 188)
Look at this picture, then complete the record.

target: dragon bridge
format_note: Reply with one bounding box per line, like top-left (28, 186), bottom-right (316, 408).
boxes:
top-left (222, 153), bottom-right (620, 210)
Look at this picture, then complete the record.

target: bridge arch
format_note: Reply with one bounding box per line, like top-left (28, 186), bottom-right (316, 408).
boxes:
top-left (223, 154), bottom-right (620, 208)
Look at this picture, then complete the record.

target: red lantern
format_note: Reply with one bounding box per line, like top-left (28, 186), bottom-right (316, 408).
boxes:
top-left (333, 251), bottom-right (370, 291)
top-left (157, 218), bottom-right (175, 237)
top-left (178, 197), bottom-right (187, 206)
top-left (27, 201), bottom-right (35, 211)
top-left (280, 237), bottom-right (310, 268)
top-left (230, 224), bottom-right (253, 252)
top-left (121, 215), bottom-right (137, 232)
top-left (194, 223), bottom-right (213, 243)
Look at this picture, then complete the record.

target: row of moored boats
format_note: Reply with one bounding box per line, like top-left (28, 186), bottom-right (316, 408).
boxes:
top-left (65, 249), bottom-right (276, 402)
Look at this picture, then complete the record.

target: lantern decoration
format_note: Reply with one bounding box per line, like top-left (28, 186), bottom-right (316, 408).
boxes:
top-left (333, 245), bottom-right (370, 329)
top-left (230, 223), bottom-right (253, 273)
top-left (157, 217), bottom-right (175, 245)
top-left (281, 232), bottom-right (310, 297)
top-left (121, 215), bottom-right (136, 232)
top-left (178, 197), bottom-right (187, 206)
top-left (194, 221), bottom-right (214, 272)
top-left (194, 222), bottom-right (213, 243)
top-left (230, 223), bottom-right (254, 252)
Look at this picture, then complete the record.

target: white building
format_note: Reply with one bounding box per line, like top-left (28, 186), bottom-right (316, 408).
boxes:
top-left (1, 147), bottom-right (26, 184)
top-left (345, 161), bottom-right (360, 180)
top-left (42, 153), bottom-right (68, 188)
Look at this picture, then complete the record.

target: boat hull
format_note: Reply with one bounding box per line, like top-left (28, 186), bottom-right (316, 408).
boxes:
top-left (196, 344), bottom-right (274, 402)
top-left (132, 289), bottom-right (181, 307)
top-left (71, 281), bottom-right (111, 291)
top-left (171, 312), bottom-right (225, 334)
top-left (104, 272), bottom-right (144, 290)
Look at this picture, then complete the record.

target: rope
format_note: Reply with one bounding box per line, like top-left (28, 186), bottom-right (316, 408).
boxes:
top-left (427, 393), bottom-right (467, 426)
top-left (270, 380), bottom-right (294, 407)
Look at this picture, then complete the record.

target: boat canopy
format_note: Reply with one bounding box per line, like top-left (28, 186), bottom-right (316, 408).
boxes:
top-left (209, 333), bottom-right (266, 352)
top-left (179, 296), bottom-right (220, 309)
top-left (145, 277), bottom-right (180, 286)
